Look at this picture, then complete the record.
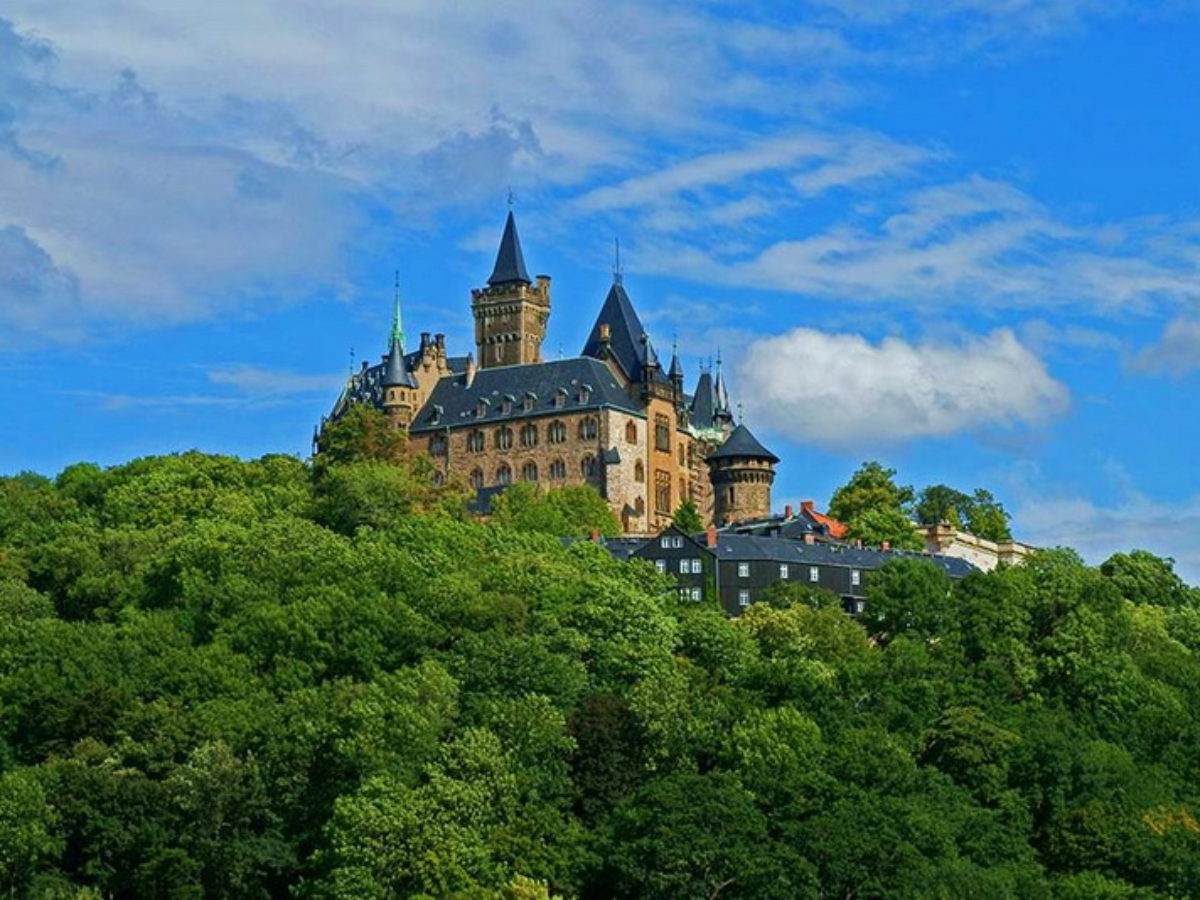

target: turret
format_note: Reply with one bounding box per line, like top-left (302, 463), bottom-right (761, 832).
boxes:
top-left (470, 210), bottom-right (551, 368)
top-left (707, 423), bottom-right (778, 525)
top-left (381, 274), bottom-right (417, 428)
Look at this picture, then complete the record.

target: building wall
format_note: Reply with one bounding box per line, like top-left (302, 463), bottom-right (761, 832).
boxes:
top-left (710, 457), bottom-right (775, 525)
top-left (919, 523), bottom-right (1035, 572)
top-left (470, 277), bottom-right (551, 368)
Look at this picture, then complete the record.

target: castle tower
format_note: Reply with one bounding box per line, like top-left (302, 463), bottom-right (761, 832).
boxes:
top-left (471, 211), bottom-right (551, 369)
top-left (381, 276), bottom-right (418, 429)
top-left (707, 423), bottom-right (779, 525)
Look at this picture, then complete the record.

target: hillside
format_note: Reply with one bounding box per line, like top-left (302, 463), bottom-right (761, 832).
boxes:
top-left (1, 451), bottom-right (1199, 898)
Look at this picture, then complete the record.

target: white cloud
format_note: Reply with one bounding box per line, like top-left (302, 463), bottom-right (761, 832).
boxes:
top-left (205, 365), bottom-right (343, 398)
top-left (738, 326), bottom-right (1069, 447)
top-left (1130, 317), bottom-right (1200, 376)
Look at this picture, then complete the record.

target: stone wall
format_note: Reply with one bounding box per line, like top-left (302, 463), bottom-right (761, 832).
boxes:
top-left (918, 523), bottom-right (1036, 572)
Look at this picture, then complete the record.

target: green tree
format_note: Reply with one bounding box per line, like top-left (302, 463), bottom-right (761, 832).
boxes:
top-left (0, 768), bottom-right (62, 896)
top-left (829, 462), bottom-right (923, 549)
top-left (671, 500), bottom-right (703, 534)
top-left (314, 404), bottom-right (408, 471)
top-left (489, 483), bottom-right (619, 538)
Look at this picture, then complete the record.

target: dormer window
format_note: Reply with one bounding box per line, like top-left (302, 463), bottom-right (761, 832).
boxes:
top-left (501, 394), bottom-right (515, 416)
top-left (475, 398), bottom-right (490, 419)
top-left (523, 391), bottom-right (537, 412)
top-left (429, 404), bottom-right (443, 426)
top-left (554, 389), bottom-right (567, 409)
top-left (577, 384), bottom-right (592, 404)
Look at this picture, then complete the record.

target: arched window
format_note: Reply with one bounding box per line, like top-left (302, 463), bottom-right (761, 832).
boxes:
top-left (579, 417), bottom-right (598, 440)
top-left (520, 423), bottom-right (538, 448)
top-left (678, 445), bottom-right (685, 466)
top-left (554, 389), bottom-right (567, 409)
top-left (475, 398), bottom-right (489, 419)
top-left (635, 497), bottom-right (645, 516)
top-left (469, 468), bottom-right (484, 489)
top-left (679, 477), bottom-right (687, 503)
top-left (581, 455), bottom-right (597, 478)
top-left (429, 434), bottom-right (447, 455)
top-left (522, 461), bottom-right (538, 482)
top-left (432, 471), bottom-right (445, 487)
top-left (523, 392), bottom-right (537, 412)
top-left (549, 459), bottom-right (566, 480)
top-left (625, 421), bottom-right (638, 444)
top-left (726, 486), bottom-right (735, 505)
top-left (497, 464), bottom-right (512, 486)
top-left (634, 461), bottom-right (645, 483)
top-left (578, 384), bottom-right (592, 404)
top-left (468, 430), bottom-right (485, 453)
top-left (496, 427), bottom-right (513, 450)
top-left (501, 395), bottom-right (514, 416)
top-left (548, 420), bottom-right (567, 444)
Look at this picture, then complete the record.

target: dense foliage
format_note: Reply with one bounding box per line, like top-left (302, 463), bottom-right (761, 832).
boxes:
top-left (2, 450), bottom-right (1200, 898)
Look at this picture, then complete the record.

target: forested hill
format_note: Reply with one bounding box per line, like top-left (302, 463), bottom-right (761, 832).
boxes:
top-left (2, 450), bottom-right (1200, 899)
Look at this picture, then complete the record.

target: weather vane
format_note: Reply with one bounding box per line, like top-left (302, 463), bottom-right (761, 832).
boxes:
top-left (613, 237), bottom-right (623, 285)
top-left (507, 186), bottom-right (515, 209)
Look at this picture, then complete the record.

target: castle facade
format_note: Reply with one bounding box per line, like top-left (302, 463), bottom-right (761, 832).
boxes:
top-left (319, 211), bottom-right (779, 533)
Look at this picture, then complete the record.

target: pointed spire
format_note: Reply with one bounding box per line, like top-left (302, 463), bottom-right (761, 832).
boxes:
top-left (487, 210), bottom-right (531, 286)
top-left (613, 237), bottom-right (623, 286)
top-left (714, 349), bottom-right (731, 415)
top-left (390, 270), bottom-right (406, 353)
top-left (669, 335), bottom-right (684, 380)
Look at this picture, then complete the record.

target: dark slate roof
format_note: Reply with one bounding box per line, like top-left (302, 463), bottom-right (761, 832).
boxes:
top-left (668, 350), bottom-right (684, 380)
top-left (330, 350), bottom-right (470, 417)
top-left (706, 423), bottom-right (779, 463)
top-left (725, 514), bottom-right (831, 540)
top-left (691, 371), bottom-right (716, 425)
top-left (581, 281), bottom-right (662, 383)
top-left (409, 356), bottom-right (642, 433)
top-left (487, 211), bottom-right (531, 286)
top-left (382, 340), bottom-right (416, 387)
top-left (705, 533), bottom-right (976, 578)
top-left (602, 537), bottom-right (646, 562)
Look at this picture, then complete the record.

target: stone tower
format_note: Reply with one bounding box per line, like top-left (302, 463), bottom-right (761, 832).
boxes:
top-left (380, 282), bottom-right (418, 430)
top-left (707, 423), bottom-right (779, 525)
top-left (471, 211), bottom-right (551, 369)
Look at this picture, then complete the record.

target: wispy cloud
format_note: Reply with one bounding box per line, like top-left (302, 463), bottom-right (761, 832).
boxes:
top-left (1129, 316), bottom-right (1200, 377)
top-left (739, 326), bottom-right (1069, 448)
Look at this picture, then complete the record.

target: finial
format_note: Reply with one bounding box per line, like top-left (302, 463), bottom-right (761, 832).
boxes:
top-left (558, 342), bottom-right (564, 360)
top-left (390, 270), bottom-right (406, 352)
top-left (613, 237), bottom-right (623, 286)
top-left (737, 402), bottom-right (744, 423)
top-left (716, 347), bottom-right (723, 369)
top-left (348, 346), bottom-right (355, 376)
top-left (507, 186), bottom-right (515, 209)
top-left (672, 333), bottom-right (678, 354)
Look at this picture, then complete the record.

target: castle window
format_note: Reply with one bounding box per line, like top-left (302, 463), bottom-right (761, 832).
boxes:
top-left (432, 471), bottom-right (445, 487)
top-left (554, 389), bottom-right (567, 409)
top-left (501, 395), bottom-right (514, 416)
top-left (726, 486), bottom-right (735, 505)
top-left (496, 427), bottom-right (513, 450)
top-left (625, 421), bottom-right (638, 444)
top-left (470, 468), bottom-right (484, 489)
top-left (635, 497), bottom-right (645, 515)
top-left (635, 461), bottom-right (645, 483)
top-left (497, 464), bottom-right (512, 486)
top-left (521, 461), bottom-right (538, 482)
top-left (520, 423), bottom-right (538, 448)
top-left (475, 398), bottom-right (489, 419)
top-left (468, 430), bottom-right (485, 453)
top-left (654, 414), bottom-right (670, 452)
top-left (430, 405), bottom-right (443, 425)
top-left (679, 478), bottom-right (687, 503)
top-left (578, 384), bottom-right (592, 404)
top-left (548, 420), bottom-right (567, 444)
top-left (654, 470), bottom-right (671, 514)
top-left (549, 459), bottom-right (566, 480)
top-left (429, 434), bottom-right (447, 456)
top-left (581, 455), bottom-right (597, 478)
top-left (523, 392), bottom-right (537, 412)
top-left (579, 417), bottom-right (598, 440)
top-left (678, 445), bottom-right (685, 466)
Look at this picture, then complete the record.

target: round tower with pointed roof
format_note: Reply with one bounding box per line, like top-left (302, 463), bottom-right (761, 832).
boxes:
top-left (381, 274), bottom-right (419, 429)
top-left (707, 423), bottom-right (778, 525)
top-left (471, 210), bottom-right (551, 368)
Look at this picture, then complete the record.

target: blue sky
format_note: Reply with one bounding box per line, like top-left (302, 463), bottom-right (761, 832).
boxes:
top-left (2, 1), bottom-right (1199, 578)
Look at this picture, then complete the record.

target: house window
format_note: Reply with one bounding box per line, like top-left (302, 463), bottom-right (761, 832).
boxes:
top-left (654, 470), bottom-right (671, 514)
top-left (467, 430), bottom-right (485, 452)
top-left (429, 434), bottom-right (446, 455)
top-left (548, 420), bottom-right (566, 444)
top-left (625, 421), bottom-right (638, 443)
top-left (496, 427), bottom-right (513, 450)
top-left (654, 414), bottom-right (670, 452)
top-left (779, 564), bottom-right (789, 580)
top-left (496, 464), bottom-right (512, 486)
top-left (852, 599), bottom-right (865, 616)
top-left (635, 461), bottom-right (645, 483)
top-left (809, 566), bottom-right (819, 582)
top-left (520, 423), bottom-right (538, 448)
top-left (579, 417), bottom-right (598, 440)
top-left (690, 586), bottom-right (703, 602)
top-left (469, 468), bottom-right (484, 489)
top-left (549, 459), bottom-right (566, 480)
top-left (738, 562), bottom-right (750, 578)
top-left (655, 560), bottom-right (666, 574)
top-left (581, 455), bottom-right (597, 477)
top-left (851, 570), bottom-right (861, 587)
top-left (521, 461), bottom-right (538, 482)
top-left (681, 558), bottom-right (701, 574)
top-left (738, 590), bottom-right (750, 608)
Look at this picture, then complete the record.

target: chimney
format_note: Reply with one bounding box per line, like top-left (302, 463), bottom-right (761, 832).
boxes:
top-left (803, 533), bottom-right (815, 545)
top-left (855, 539), bottom-right (863, 548)
top-left (801, 500), bottom-right (815, 514)
top-left (465, 353), bottom-right (477, 388)
top-left (882, 541), bottom-right (891, 550)
top-left (589, 530), bottom-right (600, 543)
top-left (706, 525), bottom-right (717, 548)
top-left (420, 332), bottom-right (431, 351)
top-left (434, 333), bottom-right (445, 351)
top-left (785, 504), bottom-right (793, 519)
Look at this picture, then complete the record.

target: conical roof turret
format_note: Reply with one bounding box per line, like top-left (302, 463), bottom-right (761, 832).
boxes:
top-left (706, 423), bottom-right (779, 463)
top-left (487, 210), bottom-right (532, 286)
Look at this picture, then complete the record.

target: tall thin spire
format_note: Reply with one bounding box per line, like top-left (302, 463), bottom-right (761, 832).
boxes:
top-left (390, 270), bottom-right (406, 352)
top-left (613, 237), bottom-right (623, 286)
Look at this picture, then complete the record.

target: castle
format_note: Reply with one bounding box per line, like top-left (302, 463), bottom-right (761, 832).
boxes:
top-left (319, 210), bottom-right (779, 533)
